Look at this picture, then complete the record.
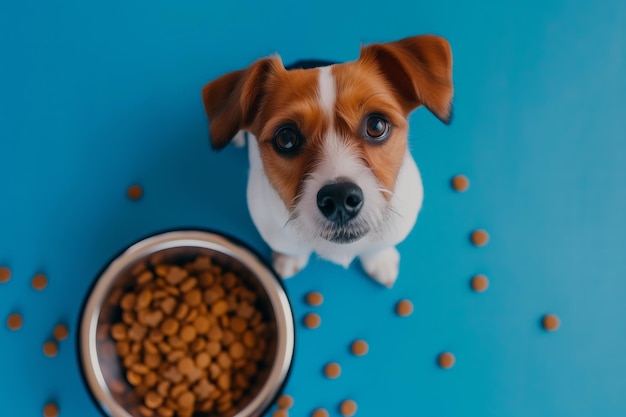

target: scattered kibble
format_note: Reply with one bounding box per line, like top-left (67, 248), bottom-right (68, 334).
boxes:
top-left (305, 291), bottom-right (323, 307)
top-left (127, 184), bottom-right (143, 200)
top-left (277, 394), bottom-right (294, 409)
top-left (324, 362), bottom-right (341, 379)
top-left (350, 340), bottom-right (369, 357)
top-left (438, 352), bottom-right (455, 369)
top-left (53, 324), bottom-right (69, 341)
top-left (542, 314), bottom-right (560, 331)
top-left (395, 299), bottom-right (413, 317)
top-left (470, 274), bottom-right (489, 292)
top-left (273, 409), bottom-right (288, 417)
top-left (303, 313), bottom-right (321, 329)
top-left (6, 313), bottom-right (23, 331)
top-left (43, 341), bottom-right (59, 357)
top-left (451, 174), bottom-right (470, 192)
top-left (339, 399), bottom-right (358, 417)
top-left (470, 229), bottom-right (489, 247)
top-left (43, 402), bottom-right (59, 417)
top-left (32, 273), bottom-right (48, 291)
top-left (312, 409), bottom-right (329, 417)
top-left (0, 266), bottom-right (11, 283)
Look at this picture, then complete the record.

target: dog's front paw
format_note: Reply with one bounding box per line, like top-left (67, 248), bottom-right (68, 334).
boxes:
top-left (360, 247), bottom-right (400, 288)
top-left (272, 252), bottom-right (310, 279)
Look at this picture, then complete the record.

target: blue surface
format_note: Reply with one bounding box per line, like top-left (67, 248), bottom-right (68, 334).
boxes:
top-left (1, 1), bottom-right (626, 416)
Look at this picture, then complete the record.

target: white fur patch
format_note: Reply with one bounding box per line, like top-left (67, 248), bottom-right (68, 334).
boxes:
top-left (317, 66), bottom-right (336, 120)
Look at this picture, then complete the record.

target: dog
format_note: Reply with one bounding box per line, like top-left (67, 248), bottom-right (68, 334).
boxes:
top-left (201, 35), bottom-right (453, 287)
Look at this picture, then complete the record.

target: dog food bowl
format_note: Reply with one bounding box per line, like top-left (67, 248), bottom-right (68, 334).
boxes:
top-left (79, 230), bottom-right (295, 417)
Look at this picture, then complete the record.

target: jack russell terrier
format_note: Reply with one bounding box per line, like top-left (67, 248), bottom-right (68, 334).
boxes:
top-left (202, 35), bottom-right (453, 287)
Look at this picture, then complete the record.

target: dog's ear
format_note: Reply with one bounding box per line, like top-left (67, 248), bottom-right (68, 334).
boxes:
top-left (360, 35), bottom-right (454, 124)
top-left (201, 57), bottom-right (283, 149)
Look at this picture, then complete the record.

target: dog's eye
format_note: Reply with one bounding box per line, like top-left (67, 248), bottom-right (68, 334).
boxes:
top-left (273, 126), bottom-right (303, 155)
top-left (362, 114), bottom-right (391, 143)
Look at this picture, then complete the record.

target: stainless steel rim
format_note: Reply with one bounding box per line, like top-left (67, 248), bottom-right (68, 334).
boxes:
top-left (80, 230), bottom-right (295, 417)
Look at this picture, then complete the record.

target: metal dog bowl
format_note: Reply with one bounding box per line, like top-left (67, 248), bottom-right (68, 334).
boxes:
top-left (79, 230), bottom-right (295, 417)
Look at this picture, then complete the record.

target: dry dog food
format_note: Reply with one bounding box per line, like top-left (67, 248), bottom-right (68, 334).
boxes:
top-left (471, 275), bottom-right (489, 292)
top-left (6, 312), bottom-right (23, 331)
top-left (438, 352), bottom-right (455, 369)
top-left (303, 313), bottom-right (321, 329)
top-left (324, 363), bottom-right (341, 379)
top-left (305, 291), bottom-right (323, 307)
top-left (43, 402), bottom-right (59, 417)
top-left (43, 341), bottom-right (59, 357)
top-left (53, 324), bottom-right (69, 341)
top-left (109, 255), bottom-right (273, 417)
top-left (395, 300), bottom-right (413, 317)
top-left (276, 394), bottom-right (294, 409)
top-left (350, 340), bottom-right (368, 357)
top-left (470, 229), bottom-right (489, 247)
top-left (127, 185), bottom-right (143, 200)
top-left (542, 314), bottom-right (560, 331)
top-left (32, 273), bottom-right (48, 290)
top-left (339, 399), bottom-right (357, 417)
top-left (0, 266), bottom-right (11, 283)
top-left (451, 175), bottom-right (470, 192)
top-left (312, 409), bottom-right (329, 417)
top-left (272, 409), bottom-right (288, 417)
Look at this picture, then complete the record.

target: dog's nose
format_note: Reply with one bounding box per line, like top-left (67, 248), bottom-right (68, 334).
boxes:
top-left (317, 182), bottom-right (364, 224)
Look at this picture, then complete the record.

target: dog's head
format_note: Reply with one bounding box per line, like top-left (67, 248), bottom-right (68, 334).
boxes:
top-left (202, 35), bottom-right (453, 246)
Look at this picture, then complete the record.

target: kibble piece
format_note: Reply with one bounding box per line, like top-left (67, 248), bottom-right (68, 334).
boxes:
top-left (276, 394), bottom-right (294, 409)
top-left (43, 403), bottom-right (59, 417)
top-left (303, 313), bottom-right (321, 329)
top-left (305, 291), bottom-right (324, 306)
top-left (195, 352), bottom-right (211, 369)
top-left (193, 316), bottom-right (210, 334)
top-left (273, 410), bottom-right (288, 417)
top-left (229, 342), bottom-right (246, 360)
top-left (139, 405), bottom-right (155, 417)
top-left (43, 341), bottom-right (59, 357)
top-left (0, 266), bottom-right (11, 283)
top-left (53, 324), bottom-right (69, 341)
top-left (230, 316), bottom-right (247, 333)
top-left (160, 297), bottom-right (177, 316)
top-left (144, 371), bottom-right (159, 387)
top-left (211, 299), bottom-right (229, 316)
top-left (471, 274), bottom-right (489, 292)
top-left (179, 325), bottom-right (197, 343)
top-left (451, 174), bottom-right (470, 192)
top-left (177, 357), bottom-right (196, 375)
top-left (470, 229), bottom-right (490, 247)
top-left (396, 299), bottom-right (413, 317)
top-left (438, 352), bottom-right (455, 369)
top-left (324, 362), bottom-right (341, 379)
top-left (157, 407), bottom-right (174, 417)
top-left (184, 289), bottom-right (202, 307)
top-left (145, 391), bottom-right (163, 409)
top-left (217, 373), bottom-right (231, 390)
top-left (217, 352), bottom-right (233, 369)
top-left (177, 391), bottom-right (195, 409)
top-left (161, 318), bottom-right (180, 336)
top-left (7, 313), bottom-right (23, 331)
top-left (542, 314), bottom-right (560, 331)
top-left (136, 289), bottom-right (153, 309)
top-left (174, 303), bottom-right (190, 321)
top-left (32, 273), bottom-right (48, 290)
top-left (120, 293), bottom-right (137, 310)
top-left (350, 340), bottom-right (369, 356)
top-left (127, 184), bottom-right (143, 200)
top-left (312, 409), bottom-right (329, 417)
top-left (165, 267), bottom-right (188, 285)
top-left (179, 277), bottom-right (197, 293)
top-left (339, 400), bottom-right (357, 417)
top-left (206, 341), bottom-right (221, 357)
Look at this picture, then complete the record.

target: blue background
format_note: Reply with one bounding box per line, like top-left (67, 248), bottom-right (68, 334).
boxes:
top-left (1, 1), bottom-right (625, 416)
